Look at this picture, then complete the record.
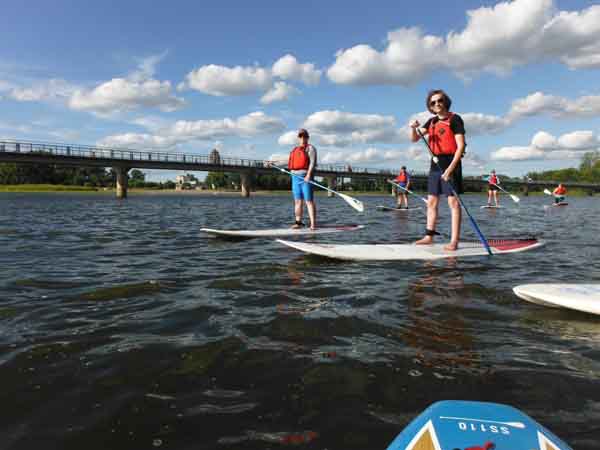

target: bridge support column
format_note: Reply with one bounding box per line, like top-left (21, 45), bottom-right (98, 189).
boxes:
top-left (115, 166), bottom-right (129, 199)
top-left (240, 172), bottom-right (251, 198)
top-left (523, 183), bottom-right (529, 196)
top-left (326, 176), bottom-right (336, 197)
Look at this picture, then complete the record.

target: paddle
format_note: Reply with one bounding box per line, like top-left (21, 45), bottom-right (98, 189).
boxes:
top-left (269, 164), bottom-right (364, 212)
top-left (484, 177), bottom-right (520, 203)
top-left (416, 128), bottom-right (493, 255)
top-left (387, 179), bottom-right (428, 204)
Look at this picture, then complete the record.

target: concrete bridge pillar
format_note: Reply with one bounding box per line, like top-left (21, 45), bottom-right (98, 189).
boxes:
top-left (326, 175), bottom-right (336, 197)
top-left (240, 172), bottom-right (251, 197)
top-left (115, 166), bottom-right (129, 199)
top-left (522, 183), bottom-right (529, 196)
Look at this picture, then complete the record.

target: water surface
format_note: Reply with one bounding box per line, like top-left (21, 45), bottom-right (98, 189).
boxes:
top-left (1, 192), bottom-right (599, 449)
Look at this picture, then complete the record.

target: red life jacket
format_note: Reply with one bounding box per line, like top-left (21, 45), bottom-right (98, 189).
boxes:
top-left (288, 145), bottom-right (310, 170)
top-left (489, 174), bottom-right (498, 185)
top-left (428, 113), bottom-right (458, 155)
top-left (396, 171), bottom-right (408, 183)
top-left (554, 186), bottom-right (566, 195)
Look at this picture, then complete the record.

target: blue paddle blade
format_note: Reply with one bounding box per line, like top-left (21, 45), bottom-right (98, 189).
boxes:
top-left (386, 401), bottom-right (572, 450)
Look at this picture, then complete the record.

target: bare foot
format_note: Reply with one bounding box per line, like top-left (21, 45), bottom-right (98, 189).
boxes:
top-left (444, 242), bottom-right (459, 251)
top-left (415, 235), bottom-right (434, 245)
top-left (310, 225), bottom-right (317, 231)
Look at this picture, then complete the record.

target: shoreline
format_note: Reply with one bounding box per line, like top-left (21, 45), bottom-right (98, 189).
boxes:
top-left (0, 185), bottom-right (593, 196)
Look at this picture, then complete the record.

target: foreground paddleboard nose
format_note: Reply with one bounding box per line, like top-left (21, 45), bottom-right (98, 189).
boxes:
top-left (385, 400), bottom-right (572, 450)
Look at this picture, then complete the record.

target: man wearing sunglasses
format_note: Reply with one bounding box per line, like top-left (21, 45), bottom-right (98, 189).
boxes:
top-left (409, 89), bottom-right (465, 250)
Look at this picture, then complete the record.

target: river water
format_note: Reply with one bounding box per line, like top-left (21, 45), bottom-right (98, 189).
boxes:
top-left (1, 192), bottom-right (599, 449)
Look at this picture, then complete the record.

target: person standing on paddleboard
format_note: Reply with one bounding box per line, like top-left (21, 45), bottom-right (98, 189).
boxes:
top-left (394, 166), bottom-right (411, 209)
top-left (288, 128), bottom-right (317, 229)
top-left (553, 183), bottom-right (567, 204)
top-left (410, 89), bottom-right (465, 251)
top-left (487, 169), bottom-right (500, 207)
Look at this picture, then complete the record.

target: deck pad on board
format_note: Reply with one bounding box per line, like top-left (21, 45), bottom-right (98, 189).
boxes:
top-left (277, 238), bottom-right (544, 261)
top-left (386, 401), bottom-right (572, 450)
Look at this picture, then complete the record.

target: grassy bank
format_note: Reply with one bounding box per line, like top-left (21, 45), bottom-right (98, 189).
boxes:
top-left (0, 184), bottom-right (100, 192)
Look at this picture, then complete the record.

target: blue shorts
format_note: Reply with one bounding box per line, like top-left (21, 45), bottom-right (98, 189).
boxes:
top-left (292, 174), bottom-right (314, 201)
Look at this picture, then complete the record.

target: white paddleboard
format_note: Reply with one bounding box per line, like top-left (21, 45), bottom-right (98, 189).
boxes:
top-left (480, 205), bottom-right (504, 209)
top-left (513, 284), bottom-right (600, 315)
top-left (277, 237), bottom-right (544, 261)
top-left (201, 224), bottom-right (364, 238)
top-left (544, 202), bottom-right (568, 209)
top-left (376, 205), bottom-right (422, 212)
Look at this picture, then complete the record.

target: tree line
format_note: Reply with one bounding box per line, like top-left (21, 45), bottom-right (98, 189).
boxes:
top-left (527, 151), bottom-right (600, 183)
top-left (0, 163), bottom-right (173, 189)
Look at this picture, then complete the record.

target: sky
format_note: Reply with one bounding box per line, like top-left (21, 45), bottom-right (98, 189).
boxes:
top-left (1, 0), bottom-right (600, 181)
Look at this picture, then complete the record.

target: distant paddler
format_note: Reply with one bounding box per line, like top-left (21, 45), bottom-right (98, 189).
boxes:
top-left (487, 169), bottom-right (500, 207)
top-left (267, 128), bottom-right (318, 230)
top-left (393, 166), bottom-right (411, 209)
top-left (553, 183), bottom-right (567, 204)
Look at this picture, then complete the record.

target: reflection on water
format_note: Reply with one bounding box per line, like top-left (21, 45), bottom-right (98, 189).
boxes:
top-left (0, 192), bottom-right (599, 449)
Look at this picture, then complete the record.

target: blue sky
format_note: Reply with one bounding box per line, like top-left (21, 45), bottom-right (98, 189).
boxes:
top-left (1, 0), bottom-right (599, 180)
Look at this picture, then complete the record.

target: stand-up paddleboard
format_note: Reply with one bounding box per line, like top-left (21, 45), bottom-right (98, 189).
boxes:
top-left (376, 205), bottom-right (422, 212)
top-left (201, 224), bottom-right (364, 238)
top-left (545, 202), bottom-right (568, 209)
top-left (386, 400), bottom-right (572, 450)
top-left (276, 237), bottom-right (543, 261)
top-left (480, 205), bottom-right (504, 209)
top-left (513, 284), bottom-right (600, 315)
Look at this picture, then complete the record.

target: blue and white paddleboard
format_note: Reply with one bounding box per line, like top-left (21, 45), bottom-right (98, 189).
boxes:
top-left (386, 401), bottom-right (572, 450)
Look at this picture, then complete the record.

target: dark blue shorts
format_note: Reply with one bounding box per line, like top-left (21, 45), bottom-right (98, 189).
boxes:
top-left (427, 158), bottom-right (463, 196)
top-left (428, 170), bottom-right (454, 196)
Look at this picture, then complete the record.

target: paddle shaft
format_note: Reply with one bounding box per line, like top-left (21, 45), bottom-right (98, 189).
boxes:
top-left (387, 179), bottom-right (428, 204)
top-left (271, 164), bottom-right (338, 195)
top-left (489, 182), bottom-right (520, 202)
top-left (416, 128), bottom-right (493, 255)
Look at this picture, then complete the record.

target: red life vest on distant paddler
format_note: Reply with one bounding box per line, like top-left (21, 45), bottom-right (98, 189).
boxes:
top-left (288, 145), bottom-right (310, 170)
top-left (489, 174), bottom-right (498, 185)
top-left (428, 113), bottom-right (458, 156)
top-left (395, 172), bottom-right (408, 183)
top-left (554, 186), bottom-right (566, 195)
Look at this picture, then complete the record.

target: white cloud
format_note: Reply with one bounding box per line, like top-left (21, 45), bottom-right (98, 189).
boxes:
top-left (98, 111), bottom-right (285, 149)
top-left (68, 53), bottom-right (184, 116)
top-left (260, 81), bottom-right (299, 104)
top-left (179, 64), bottom-right (272, 96)
top-left (318, 145), bottom-right (429, 166)
top-left (69, 78), bottom-right (184, 115)
top-left (327, 0), bottom-right (600, 86)
top-left (491, 129), bottom-right (600, 161)
top-left (5, 78), bottom-right (78, 103)
top-left (508, 91), bottom-right (600, 119)
top-left (272, 54), bottom-right (321, 85)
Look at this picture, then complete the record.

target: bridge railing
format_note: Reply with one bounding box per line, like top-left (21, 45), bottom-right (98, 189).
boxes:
top-left (0, 139), bottom-right (428, 176)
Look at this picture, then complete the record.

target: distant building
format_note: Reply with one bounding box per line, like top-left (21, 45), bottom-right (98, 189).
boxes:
top-left (175, 173), bottom-right (199, 190)
top-left (209, 148), bottom-right (221, 164)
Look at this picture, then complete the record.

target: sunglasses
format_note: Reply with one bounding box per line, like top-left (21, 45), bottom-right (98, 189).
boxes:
top-left (429, 98), bottom-right (445, 107)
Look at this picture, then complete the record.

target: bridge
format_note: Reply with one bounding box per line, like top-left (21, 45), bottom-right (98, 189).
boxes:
top-left (1, 139), bottom-right (598, 198)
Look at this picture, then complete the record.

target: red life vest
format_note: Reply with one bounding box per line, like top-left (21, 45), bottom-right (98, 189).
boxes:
top-left (395, 171), bottom-right (408, 183)
top-left (428, 113), bottom-right (458, 155)
top-left (554, 186), bottom-right (566, 195)
top-left (489, 174), bottom-right (498, 185)
top-left (288, 145), bottom-right (310, 170)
